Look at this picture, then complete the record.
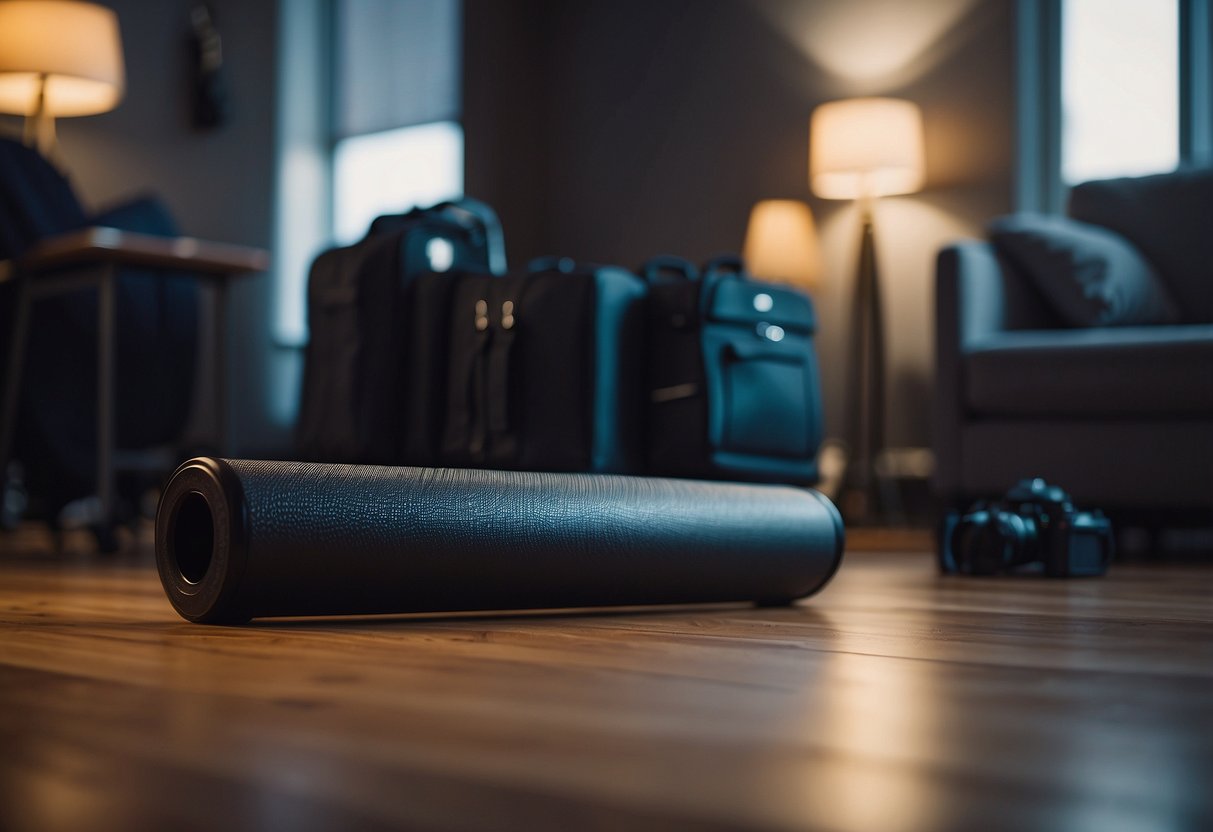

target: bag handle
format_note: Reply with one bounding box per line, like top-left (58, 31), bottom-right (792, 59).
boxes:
top-left (430, 197), bottom-right (508, 275)
top-left (366, 198), bottom-right (507, 275)
top-left (641, 255), bottom-right (698, 284)
top-left (701, 254), bottom-right (747, 280)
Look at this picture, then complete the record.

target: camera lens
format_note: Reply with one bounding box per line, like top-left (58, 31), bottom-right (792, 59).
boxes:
top-left (955, 511), bottom-right (1032, 574)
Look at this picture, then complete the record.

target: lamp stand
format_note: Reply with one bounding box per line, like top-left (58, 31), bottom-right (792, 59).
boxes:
top-left (839, 203), bottom-right (886, 525)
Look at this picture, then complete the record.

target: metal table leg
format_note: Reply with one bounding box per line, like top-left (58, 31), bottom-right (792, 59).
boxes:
top-left (97, 266), bottom-right (116, 525)
top-left (0, 277), bottom-right (32, 506)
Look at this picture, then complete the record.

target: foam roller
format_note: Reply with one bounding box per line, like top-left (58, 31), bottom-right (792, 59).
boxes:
top-left (155, 457), bottom-right (845, 624)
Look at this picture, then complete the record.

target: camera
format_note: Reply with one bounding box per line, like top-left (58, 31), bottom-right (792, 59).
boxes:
top-left (940, 479), bottom-right (1112, 576)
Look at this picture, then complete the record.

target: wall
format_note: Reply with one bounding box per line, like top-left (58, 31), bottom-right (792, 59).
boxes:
top-left (3, 0), bottom-right (286, 455)
top-left (465, 0), bottom-right (1016, 449)
top-left (462, 0), bottom-right (550, 268)
top-left (2, 0), bottom-right (1014, 457)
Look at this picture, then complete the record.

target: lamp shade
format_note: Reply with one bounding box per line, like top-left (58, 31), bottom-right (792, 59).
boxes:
top-left (809, 97), bottom-right (924, 200)
top-left (0, 0), bottom-right (124, 117)
top-left (742, 199), bottom-right (821, 289)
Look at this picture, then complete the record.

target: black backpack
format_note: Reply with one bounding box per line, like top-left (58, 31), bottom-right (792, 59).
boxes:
top-left (295, 199), bottom-right (505, 463)
top-left (644, 255), bottom-right (823, 483)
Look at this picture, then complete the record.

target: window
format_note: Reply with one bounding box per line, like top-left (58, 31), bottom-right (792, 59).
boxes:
top-left (1016, 0), bottom-right (1211, 211)
top-left (331, 0), bottom-right (463, 244)
top-left (1061, 0), bottom-right (1179, 184)
top-left (333, 121), bottom-right (463, 245)
top-left (273, 0), bottom-right (462, 345)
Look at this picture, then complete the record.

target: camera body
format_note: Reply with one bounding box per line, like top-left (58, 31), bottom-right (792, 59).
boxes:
top-left (941, 478), bottom-right (1112, 577)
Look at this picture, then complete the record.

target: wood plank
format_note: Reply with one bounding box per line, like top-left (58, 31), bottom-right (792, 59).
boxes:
top-left (0, 530), bottom-right (1210, 832)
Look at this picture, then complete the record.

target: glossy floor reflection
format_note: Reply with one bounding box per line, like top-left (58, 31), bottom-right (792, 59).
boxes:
top-left (0, 528), bottom-right (1209, 831)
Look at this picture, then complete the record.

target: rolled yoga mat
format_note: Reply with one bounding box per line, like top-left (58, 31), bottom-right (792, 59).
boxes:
top-left (155, 457), bottom-right (845, 624)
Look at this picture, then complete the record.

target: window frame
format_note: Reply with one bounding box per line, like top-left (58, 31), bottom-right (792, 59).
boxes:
top-left (1016, 0), bottom-right (1213, 213)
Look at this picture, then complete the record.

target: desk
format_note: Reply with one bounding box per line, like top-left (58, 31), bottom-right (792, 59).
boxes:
top-left (0, 534), bottom-right (1209, 831)
top-left (0, 227), bottom-right (267, 542)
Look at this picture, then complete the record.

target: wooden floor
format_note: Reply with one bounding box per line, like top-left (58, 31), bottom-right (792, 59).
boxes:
top-left (1, 526), bottom-right (1210, 832)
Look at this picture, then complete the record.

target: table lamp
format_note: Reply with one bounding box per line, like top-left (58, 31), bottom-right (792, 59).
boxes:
top-left (809, 96), bottom-right (924, 523)
top-left (0, 0), bottom-right (125, 160)
top-left (742, 199), bottom-right (822, 290)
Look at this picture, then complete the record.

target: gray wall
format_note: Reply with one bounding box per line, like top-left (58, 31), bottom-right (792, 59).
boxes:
top-left (2, 0), bottom-right (286, 454)
top-left (465, 0), bottom-right (1016, 449)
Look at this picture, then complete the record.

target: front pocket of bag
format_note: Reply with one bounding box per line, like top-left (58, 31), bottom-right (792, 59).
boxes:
top-left (718, 347), bottom-right (811, 457)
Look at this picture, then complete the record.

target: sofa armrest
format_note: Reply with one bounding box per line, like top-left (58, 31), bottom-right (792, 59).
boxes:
top-left (937, 240), bottom-right (1060, 348)
top-left (933, 241), bottom-right (1056, 500)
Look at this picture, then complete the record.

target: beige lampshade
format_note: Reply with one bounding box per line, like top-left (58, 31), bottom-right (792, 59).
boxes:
top-left (742, 199), bottom-right (821, 289)
top-left (0, 0), bottom-right (125, 117)
top-left (809, 97), bottom-right (924, 200)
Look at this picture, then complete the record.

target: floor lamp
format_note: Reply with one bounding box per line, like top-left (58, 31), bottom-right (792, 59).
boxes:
top-left (809, 97), bottom-right (924, 524)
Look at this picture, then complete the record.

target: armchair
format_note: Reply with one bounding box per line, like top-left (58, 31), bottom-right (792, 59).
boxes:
top-left (934, 168), bottom-right (1213, 518)
top-left (0, 137), bottom-right (266, 546)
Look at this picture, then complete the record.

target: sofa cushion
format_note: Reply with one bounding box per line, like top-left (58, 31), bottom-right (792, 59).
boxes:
top-left (1069, 168), bottom-right (1213, 323)
top-left (988, 214), bottom-right (1179, 327)
top-left (964, 325), bottom-right (1213, 417)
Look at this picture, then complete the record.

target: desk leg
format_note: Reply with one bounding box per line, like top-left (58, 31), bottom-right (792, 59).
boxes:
top-left (97, 267), bottom-right (116, 525)
top-left (0, 278), bottom-right (32, 503)
top-left (213, 280), bottom-right (228, 455)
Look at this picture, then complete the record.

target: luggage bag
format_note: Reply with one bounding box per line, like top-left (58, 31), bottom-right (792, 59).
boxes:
top-left (407, 257), bottom-right (648, 473)
top-left (295, 199), bottom-right (505, 463)
top-left (645, 255), bottom-right (823, 484)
